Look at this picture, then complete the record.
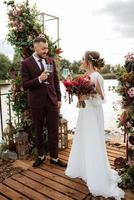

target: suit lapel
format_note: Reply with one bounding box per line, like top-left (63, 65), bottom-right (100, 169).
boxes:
top-left (29, 56), bottom-right (41, 73)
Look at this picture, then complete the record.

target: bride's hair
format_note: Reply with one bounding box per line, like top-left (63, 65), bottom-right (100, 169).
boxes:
top-left (85, 51), bottom-right (105, 69)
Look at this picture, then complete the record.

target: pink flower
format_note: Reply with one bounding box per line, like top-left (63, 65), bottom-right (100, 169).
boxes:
top-left (128, 87), bottom-right (134, 98)
top-left (11, 20), bottom-right (18, 27)
top-left (18, 22), bottom-right (24, 32)
top-left (12, 9), bottom-right (18, 16)
top-left (125, 52), bottom-right (134, 62)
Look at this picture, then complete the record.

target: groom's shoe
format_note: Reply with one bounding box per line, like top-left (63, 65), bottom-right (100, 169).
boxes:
top-left (32, 157), bottom-right (46, 168)
top-left (50, 158), bottom-right (67, 168)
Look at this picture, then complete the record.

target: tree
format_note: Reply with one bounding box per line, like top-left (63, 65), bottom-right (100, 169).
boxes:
top-left (100, 64), bottom-right (112, 74)
top-left (0, 53), bottom-right (11, 80)
top-left (60, 58), bottom-right (71, 71)
top-left (71, 60), bottom-right (81, 74)
top-left (112, 64), bottom-right (125, 74)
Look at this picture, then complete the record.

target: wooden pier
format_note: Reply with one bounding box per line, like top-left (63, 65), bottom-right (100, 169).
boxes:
top-left (0, 143), bottom-right (133, 200)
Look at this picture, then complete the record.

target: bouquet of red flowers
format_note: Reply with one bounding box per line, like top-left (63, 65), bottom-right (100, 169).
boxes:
top-left (63, 75), bottom-right (96, 108)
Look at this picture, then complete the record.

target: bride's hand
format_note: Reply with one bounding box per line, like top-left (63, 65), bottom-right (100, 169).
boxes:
top-left (79, 95), bottom-right (89, 101)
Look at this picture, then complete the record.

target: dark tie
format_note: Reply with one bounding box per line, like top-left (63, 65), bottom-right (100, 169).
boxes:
top-left (38, 59), bottom-right (44, 72)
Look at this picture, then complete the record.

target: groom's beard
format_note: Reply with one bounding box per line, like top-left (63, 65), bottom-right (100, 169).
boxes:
top-left (37, 53), bottom-right (47, 59)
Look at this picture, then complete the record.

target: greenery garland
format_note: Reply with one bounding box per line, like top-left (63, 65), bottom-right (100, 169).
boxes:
top-left (3, 0), bottom-right (62, 156)
top-left (114, 53), bottom-right (134, 191)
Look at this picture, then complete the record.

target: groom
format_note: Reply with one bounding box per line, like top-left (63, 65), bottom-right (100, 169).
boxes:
top-left (21, 36), bottom-right (67, 168)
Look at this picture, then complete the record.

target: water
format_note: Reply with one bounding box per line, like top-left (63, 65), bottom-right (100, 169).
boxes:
top-left (0, 80), bottom-right (123, 141)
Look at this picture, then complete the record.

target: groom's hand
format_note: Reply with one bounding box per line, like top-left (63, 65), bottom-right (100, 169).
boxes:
top-left (58, 101), bottom-right (62, 109)
top-left (39, 72), bottom-right (48, 82)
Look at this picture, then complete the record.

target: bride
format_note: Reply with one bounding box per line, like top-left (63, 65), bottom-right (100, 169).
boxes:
top-left (65, 51), bottom-right (124, 200)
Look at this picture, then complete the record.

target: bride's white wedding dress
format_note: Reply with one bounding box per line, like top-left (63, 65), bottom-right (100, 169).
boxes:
top-left (65, 72), bottom-right (124, 200)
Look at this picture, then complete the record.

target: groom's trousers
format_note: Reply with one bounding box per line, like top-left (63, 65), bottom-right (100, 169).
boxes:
top-left (31, 96), bottom-right (59, 158)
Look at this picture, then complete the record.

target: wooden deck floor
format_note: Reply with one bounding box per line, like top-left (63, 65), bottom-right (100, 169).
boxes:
top-left (0, 143), bottom-right (133, 200)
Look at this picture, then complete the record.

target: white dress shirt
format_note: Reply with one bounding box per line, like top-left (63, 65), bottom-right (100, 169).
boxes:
top-left (32, 53), bottom-right (47, 83)
top-left (32, 53), bottom-right (47, 71)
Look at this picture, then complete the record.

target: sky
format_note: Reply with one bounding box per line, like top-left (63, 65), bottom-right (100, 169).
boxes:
top-left (0, 0), bottom-right (134, 65)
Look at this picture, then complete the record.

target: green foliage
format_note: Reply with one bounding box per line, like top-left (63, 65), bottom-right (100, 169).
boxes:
top-left (0, 53), bottom-right (11, 79)
top-left (0, 140), bottom-right (8, 158)
top-left (59, 59), bottom-right (83, 78)
top-left (30, 147), bottom-right (38, 160)
top-left (60, 59), bottom-right (117, 78)
top-left (112, 64), bottom-right (126, 76)
top-left (60, 58), bottom-right (71, 71)
top-left (71, 60), bottom-right (81, 74)
top-left (4, 0), bottom-right (41, 57)
top-left (119, 164), bottom-right (134, 191)
top-left (113, 53), bottom-right (134, 190)
top-left (4, 0), bottom-right (59, 59)
top-left (100, 64), bottom-right (113, 74)
top-left (11, 51), bottom-right (22, 70)
top-left (3, 0), bottom-right (61, 143)
top-left (112, 59), bottom-right (134, 135)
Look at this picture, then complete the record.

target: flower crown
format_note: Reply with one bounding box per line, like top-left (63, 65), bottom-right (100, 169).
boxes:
top-left (88, 54), bottom-right (98, 62)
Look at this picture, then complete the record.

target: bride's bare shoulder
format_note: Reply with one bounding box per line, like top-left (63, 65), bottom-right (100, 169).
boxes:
top-left (93, 71), bottom-right (104, 80)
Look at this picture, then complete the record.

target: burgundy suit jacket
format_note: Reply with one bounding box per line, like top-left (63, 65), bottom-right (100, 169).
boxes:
top-left (21, 55), bottom-right (61, 108)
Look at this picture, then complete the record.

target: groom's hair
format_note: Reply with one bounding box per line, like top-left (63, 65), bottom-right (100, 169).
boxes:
top-left (33, 37), bottom-right (47, 44)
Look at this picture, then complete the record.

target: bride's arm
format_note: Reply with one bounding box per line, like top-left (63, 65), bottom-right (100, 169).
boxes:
top-left (96, 80), bottom-right (104, 100)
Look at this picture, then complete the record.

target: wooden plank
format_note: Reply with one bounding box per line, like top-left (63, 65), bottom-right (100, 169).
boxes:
top-left (11, 173), bottom-right (73, 200)
top-left (13, 160), bottom-right (32, 170)
top-left (59, 154), bottom-right (69, 161)
top-left (60, 149), bottom-right (125, 158)
top-left (21, 170), bottom-right (86, 200)
top-left (62, 148), bottom-right (71, 153)
top-left (0, 194), bottom-right (9, 200)
top-left (44, 158), bottom-right (115, 177)
top-left (3, 178), bottom-right (50, 200)
top-left (58, 152), bottom-right (118, 164)
top-left (67, 145), bottom-right (126, 154)
top-left (107, 148), bottom-right (125, 156)
top-left (0, 183), bottom-right (29, 200)
top-left (108, 156), bottom-right (119, 162)
top-left (106, 146), bottom-right (126, 153)
top-left (59, 149), bottom-right (125, 160)
top-left (30, 167), bottom-right (89, 194)
top-left (40, 162), bottom-right (86, 185)
top-left (58, 153), bottom-right (114, 169)
top-left (125, 190), bottom-right (134, 200)
top-left (59, 150), bottom-right (69, 157)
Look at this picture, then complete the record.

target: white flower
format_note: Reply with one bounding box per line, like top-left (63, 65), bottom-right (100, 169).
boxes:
top-left (128, 87), bottom-right (134, 98)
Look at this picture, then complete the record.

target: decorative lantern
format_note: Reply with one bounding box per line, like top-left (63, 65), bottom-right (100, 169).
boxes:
top-left (3, 122), bottom-right (16, 151)
top-left (15, 129), bottom-right (29, 159)
top-left (58, 118), bottom-right (68, 150)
